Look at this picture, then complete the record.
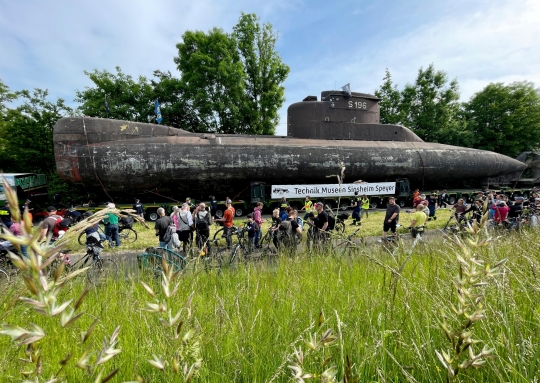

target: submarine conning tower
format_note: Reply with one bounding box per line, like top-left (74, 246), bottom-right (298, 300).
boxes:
top-left (287, 90), bottom-right (423, 142)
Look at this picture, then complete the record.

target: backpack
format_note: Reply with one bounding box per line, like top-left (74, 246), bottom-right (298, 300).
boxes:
top-left (196, 212), bottom-right (209, 231)
top-left (162, 224), bottom-right (176, 244)
top-left (50, 216), bottom-right (70, 238)
top-left (279, 219), bottom-right (293, 237)
top-left (327, 214), bottom-right (336, 231)
top-left (119, 216), bottom-right (134, 228)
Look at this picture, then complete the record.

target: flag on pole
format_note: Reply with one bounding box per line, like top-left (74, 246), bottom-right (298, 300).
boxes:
top-left (155, 100), bottom-right (162, 124)
top-left (104, 94), bottom-right (110, 117)
top-left (341, 83), bottom-right (351, 98)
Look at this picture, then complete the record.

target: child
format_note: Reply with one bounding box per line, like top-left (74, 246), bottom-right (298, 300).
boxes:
top-left (245, 214), bottom-right (259, 251)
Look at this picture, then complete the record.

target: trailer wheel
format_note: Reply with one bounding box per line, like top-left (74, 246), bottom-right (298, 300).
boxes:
top-left (339, 203), bottom-right (349, 211)
top-left (397, 199), bottom-right (406, 208)
top-left (448, 196), bottom-right (456, 205)
top-left (235, 208), bottom-right (243, 217)
top-left (325, 202), bottom-right (334, 210)
top-left (148, 211), bottom-right (159, 221)
top-left (370, 200), bottom-right (379, 209)
top-left (215, 209), bottom-right (223, 219)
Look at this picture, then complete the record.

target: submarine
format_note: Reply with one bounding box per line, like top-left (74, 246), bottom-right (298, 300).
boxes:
top-left (53, 90), bottom-right (529, 196)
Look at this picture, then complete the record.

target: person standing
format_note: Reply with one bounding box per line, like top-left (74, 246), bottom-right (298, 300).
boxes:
top-left (351, 191), bottom-right (361, 225)
top-left (427, 193), bottom-right (438, 220)
top-left (209, 195), bottom-right (218, 216)
top-left (20, 199), bottom-right (33, 222)
top-left (133, 199), bottom-right (145, 219)
top-left (253, 202), bottom-right (263, 248)
top-left (175, 203), bottom-right (193, 254)
top-left (312, 202), bottom-right (329, 243)
top-left (382, 197), bottom-right (400, 239)
top-left (193, 203), bottom-right (212, 253)
top-left (361, 195), bottom-right (370, 219)
top-left (409, 204), bottom-right (427, 238)
top-left (214, 200), bottom-right (235, 249)
top-left (440, 190), bottom-right (449, 208)
top-left (303, 196), bottom-right (313, 220)
top-left (245, 214), bottom-right (259, 252)
top-left (155, 208), bottom-right (173, 248)
top-left (0, 201), bottom-right (13, 228)
top-left (279, 197), bottom-right (289, 221)
top-left (103, 203), bottom-right (121, 247)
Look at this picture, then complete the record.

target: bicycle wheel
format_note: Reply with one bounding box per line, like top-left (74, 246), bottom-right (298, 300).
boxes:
top-left (0, 268), bottom-right (9, 284)
top-left (229, 244), bottom-right (247, 267)
top-left (335, 221), bottom-right (346, 233)
top-left (87, 257), bottom-right (119, 284)
top-left (212, 227), bottom-right (227, 247)
top-left (78, 232), bottom-right (86, 246)
top-left (119, 228), bottom-right (137, 243)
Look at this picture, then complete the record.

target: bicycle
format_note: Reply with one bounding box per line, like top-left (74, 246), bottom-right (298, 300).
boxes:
top-left (68, 237), bottom-right (120, 283)
top-left (334, 227), bottom-right (362, 257)
top-left (212, 223), bottom-right (237, 248)
top-left (78, 222), bottom-right (137, 246)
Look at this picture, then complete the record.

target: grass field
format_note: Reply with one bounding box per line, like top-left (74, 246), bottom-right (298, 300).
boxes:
top-left (2, 208), bottom-right (539, 382)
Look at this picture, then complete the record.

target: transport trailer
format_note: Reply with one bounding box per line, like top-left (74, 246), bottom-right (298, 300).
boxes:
top-left (0, 173), bottom-right (48, 207)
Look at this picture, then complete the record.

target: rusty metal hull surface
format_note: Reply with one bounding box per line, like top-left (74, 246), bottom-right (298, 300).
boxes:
top-left (53, 117), bottom-right (527, 193)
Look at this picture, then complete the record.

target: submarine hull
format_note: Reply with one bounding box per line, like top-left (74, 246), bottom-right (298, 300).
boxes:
top-left (53, 117), bottom-right (526, 195)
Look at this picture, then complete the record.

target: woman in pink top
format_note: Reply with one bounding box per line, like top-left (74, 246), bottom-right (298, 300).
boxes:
top-left (492, 201), bottom-right (510, 223)
top-left (253, 202), bottom-right (263, 248)
top-left (8, 221), bottom-right (28, 257)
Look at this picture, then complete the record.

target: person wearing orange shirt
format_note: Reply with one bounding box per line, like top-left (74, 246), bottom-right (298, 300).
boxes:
top-left (214, 199), bottom-right (235, 248)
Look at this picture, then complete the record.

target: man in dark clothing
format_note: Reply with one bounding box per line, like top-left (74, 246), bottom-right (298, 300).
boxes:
top-left (209, 196), bottom-right (218, 216)
top-left (351, 191), bottom-right (361, 225)
top-left (154, 207), bottom-right (173, 248)
top-left (508, 197), bottom-right (524, 218)
top-left (193, 203), bottom-right (212, 253)
top-left (427, 193), bottom-right (438, 220)
top-left (133, 199), bottom-right (145, 218)
top-left (279, 197), bottom-right (289, 221)
top-left (310, 202), bottom-right (329, 245)
top-left (245, 214), bottom-right (259, 251)
top-left (464, 199), bottom-right (483, 223)
top-left (66, 209), bottom-right (82, 223)
top-left (382, 197), bottom-right (400, 239)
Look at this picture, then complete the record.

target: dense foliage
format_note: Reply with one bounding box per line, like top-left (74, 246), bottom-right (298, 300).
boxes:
top-left (0, 81), bottom-right (81, 200)
top-left (375, 66), bottom-right (540, 157)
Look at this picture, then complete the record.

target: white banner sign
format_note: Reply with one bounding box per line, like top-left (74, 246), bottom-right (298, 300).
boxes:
top-left (271, 182), bottom-right (396, 199)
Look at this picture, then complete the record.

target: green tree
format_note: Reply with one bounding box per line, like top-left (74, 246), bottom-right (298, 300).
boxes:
top-left (0, 78), bottom-right (16, 116)
top-left (464, 81), bottom-right (540, 157)
top-left (0, 88), bottom-right (73, 173)
top-left (0, 87), bottom-right (83, 200)
top-left (151, 70), bottom-right (207, 131)
top-left (75, 67), bottom-right (155, 122)
top-left (399, 64), bottom-right (469, 145)
top-left (233, 13), bottom-right (290, 135)
top-left (175, 27), bottom-right (246, 134)
top-left (374, 69), bottom-right (401, 125)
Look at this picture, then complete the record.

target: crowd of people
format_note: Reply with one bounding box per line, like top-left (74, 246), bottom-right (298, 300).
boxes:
top-left (3, 185), bottom-right (540, 258)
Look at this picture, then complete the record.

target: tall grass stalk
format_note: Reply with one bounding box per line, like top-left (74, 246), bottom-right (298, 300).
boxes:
top-left (1, 183), bottom-right (539, 381)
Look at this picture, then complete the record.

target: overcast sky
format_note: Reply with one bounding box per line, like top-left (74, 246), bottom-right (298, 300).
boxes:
top-left (1, 0), bottom-right (539, 135)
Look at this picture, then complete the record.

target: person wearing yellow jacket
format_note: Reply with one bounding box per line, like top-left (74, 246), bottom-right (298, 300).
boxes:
top-left (361, 195), bottom-right (370, 219)
top-left (303, 196), bottom-right (313, 220)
